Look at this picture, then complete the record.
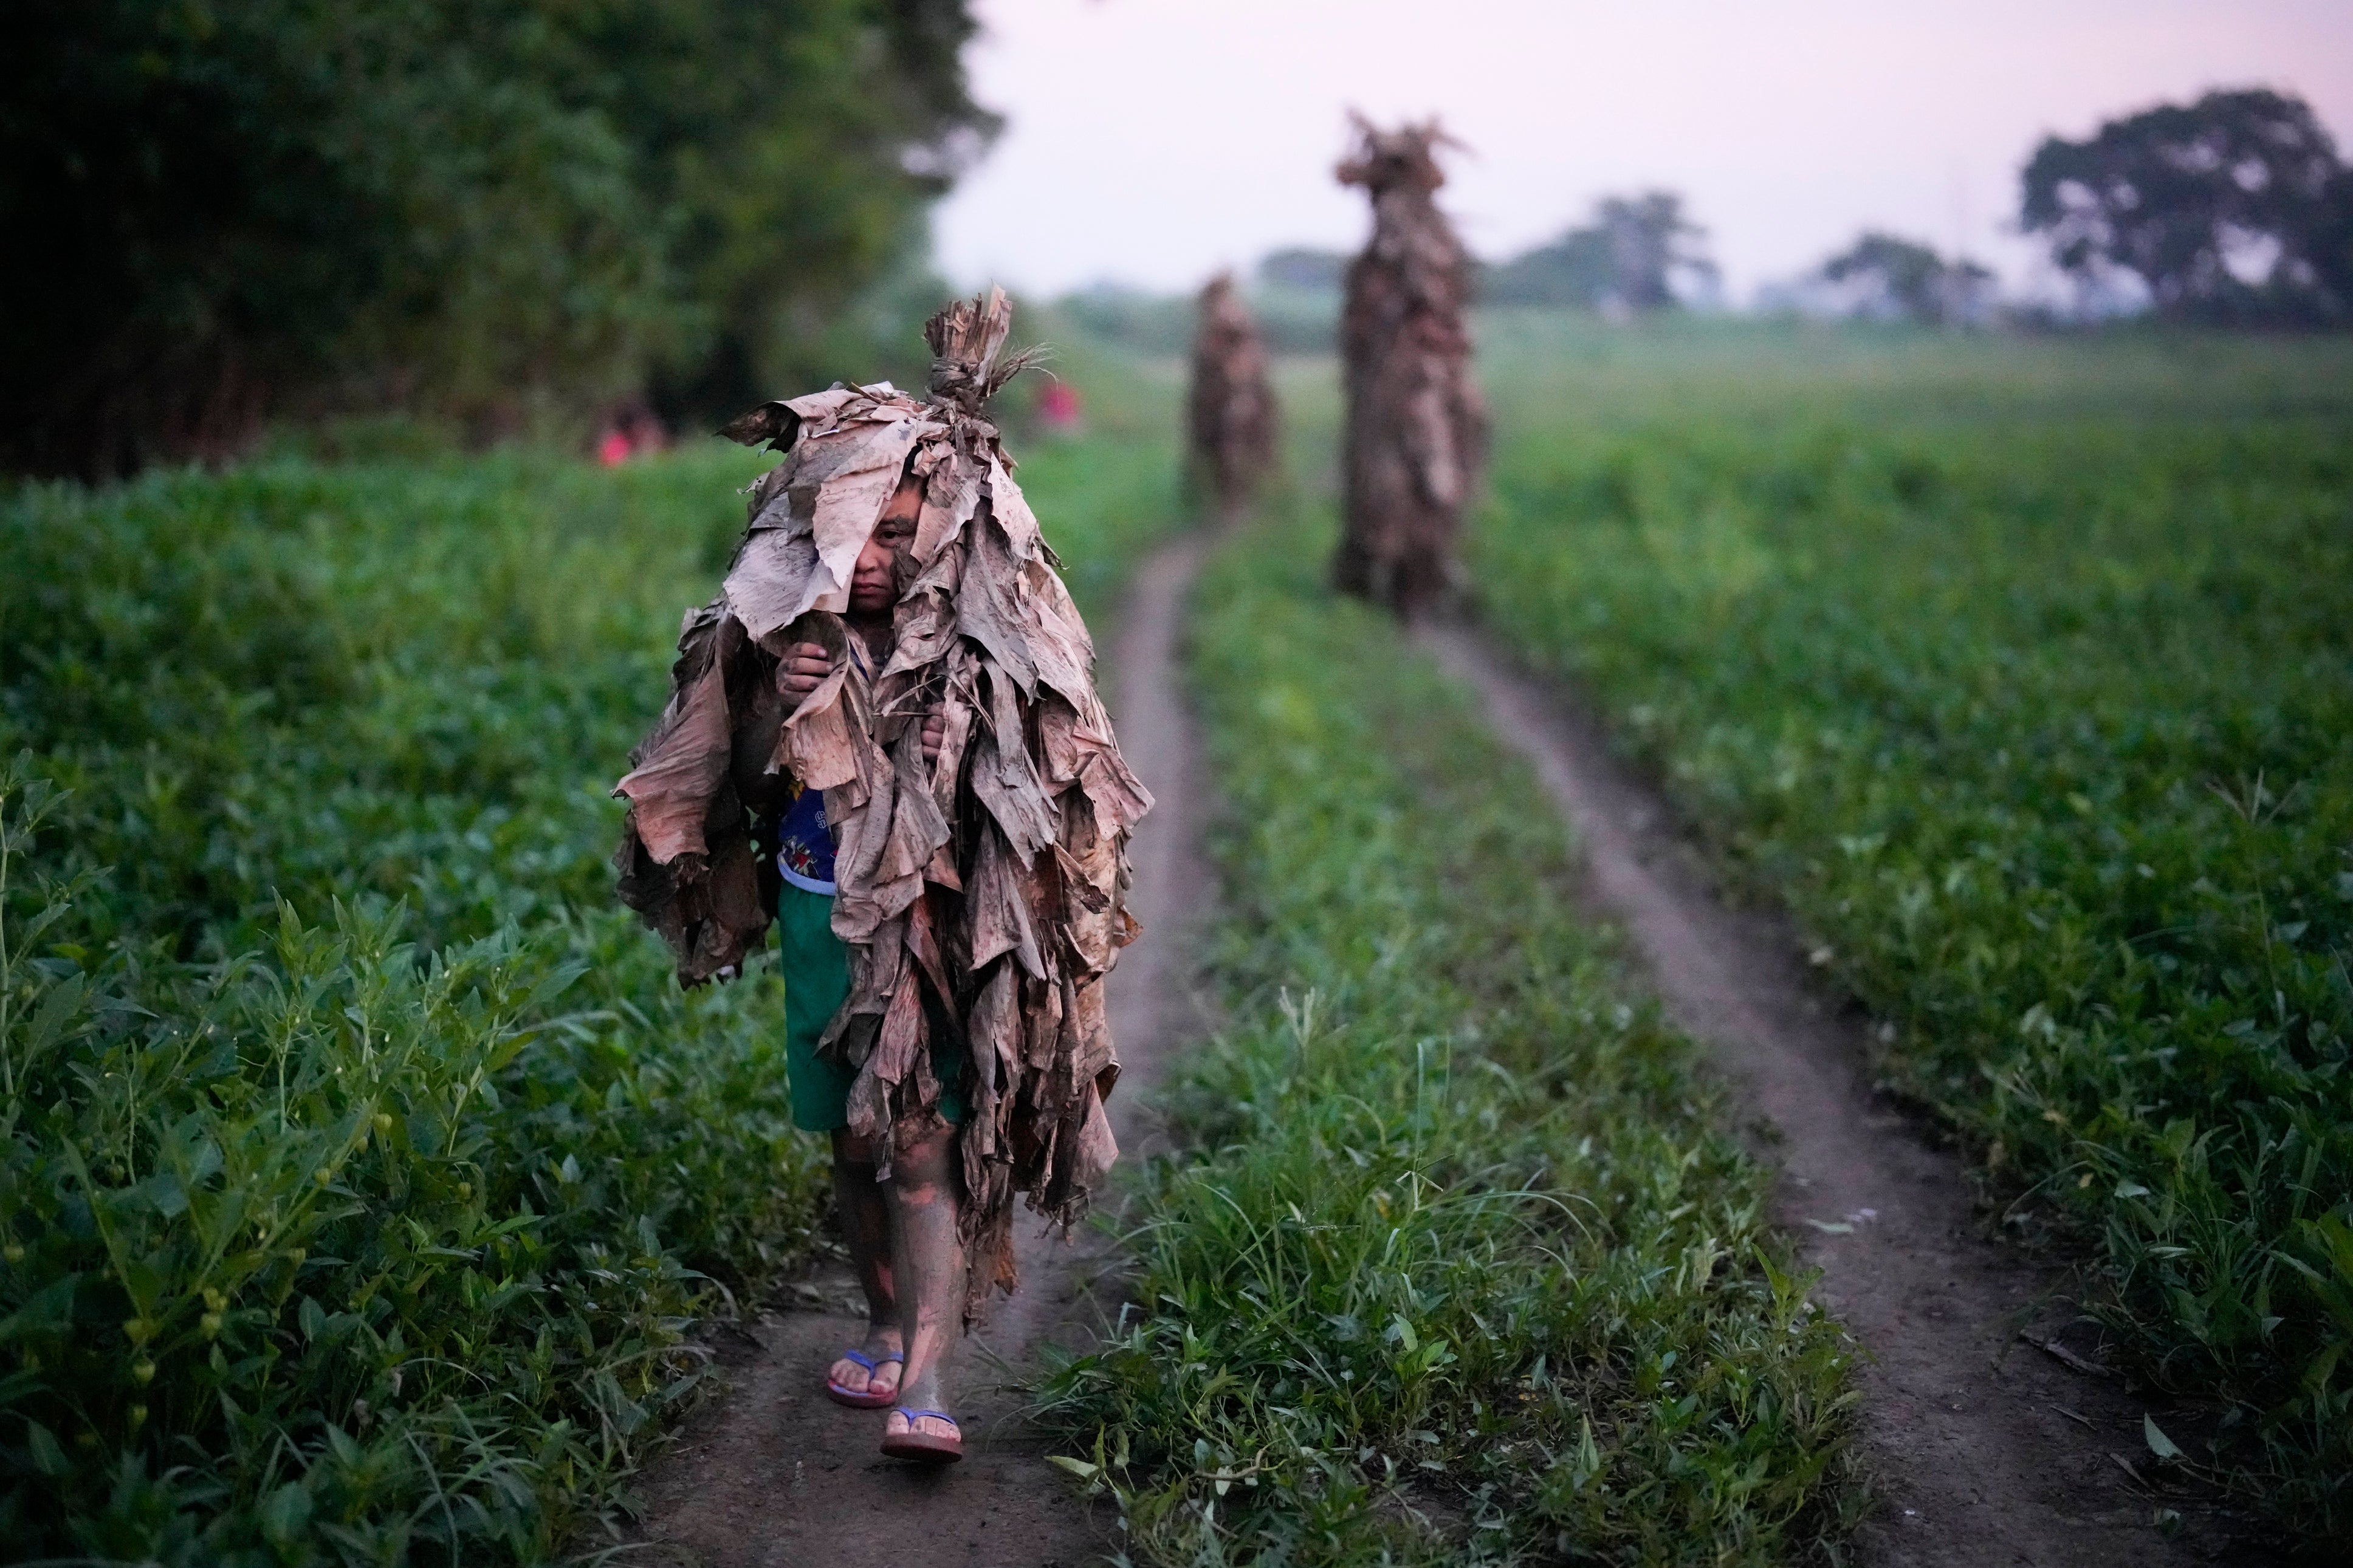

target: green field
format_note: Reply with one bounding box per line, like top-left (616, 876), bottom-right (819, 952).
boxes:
top-left (1, 448), bottom-right (822, 1565)
top-left (0, 337), bottom-right (1182, 1564)
top-left (7, 307), bottom-right (2349, 1561)
top-left (1034, 509), bottom-right (1860, 1566)
top-left (1468, 317), bottom-right (2353, 1538)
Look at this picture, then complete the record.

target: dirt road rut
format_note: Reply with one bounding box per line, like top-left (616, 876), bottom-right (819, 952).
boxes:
top-left (1426, 626), bottom-right (2251, 1568)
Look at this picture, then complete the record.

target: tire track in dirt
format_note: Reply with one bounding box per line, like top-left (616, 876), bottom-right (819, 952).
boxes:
top-left (620, 536), bottom-right (1211, 1568)
top-left (1424, 626), bottom-right (2258, 1568)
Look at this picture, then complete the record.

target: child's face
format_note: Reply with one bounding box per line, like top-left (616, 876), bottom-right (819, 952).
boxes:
top-left (850, 475), bottom-right (922, 615)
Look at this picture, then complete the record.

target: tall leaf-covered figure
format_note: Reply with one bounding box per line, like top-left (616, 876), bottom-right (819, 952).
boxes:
top-left (1332, 117), bottom-right (1488, 616)
top-left (1186, 271), bottom-right (1279, 516)
top-left (612, 289), bottom-right (1150, 1462)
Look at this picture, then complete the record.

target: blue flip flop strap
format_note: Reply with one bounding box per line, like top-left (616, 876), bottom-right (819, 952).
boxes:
top-left (839, 1348), bottom-right (905, 1371)
top-left (895, 1408), bottom-right (957, 1427)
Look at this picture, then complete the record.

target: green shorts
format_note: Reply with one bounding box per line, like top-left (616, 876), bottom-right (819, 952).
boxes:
top-left (777, 882), bottom-right (967, 1132)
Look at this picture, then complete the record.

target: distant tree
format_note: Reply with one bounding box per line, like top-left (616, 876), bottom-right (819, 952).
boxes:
top-left (1815, 232), bottom-right (1996, 324)
top-left (1257, 248), bottom-right (1351, 292)
top-left (1055, 282), bottom-right (1195, 355)
top-left (1485, 190), bottom-right (1717, 312)
top-left (1483, 228), bottom-right (1615, 309)
top-left (2317, 177), bottom-right (2353, 311)
top-left (2021, 87), bottom-right (2352, 324)
top-left (1593, 191), bottom-right (1718, 311)
top-left (0, 0), bottom-right (996, 478)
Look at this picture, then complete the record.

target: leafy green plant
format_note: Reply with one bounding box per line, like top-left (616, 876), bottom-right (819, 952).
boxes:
top-left (1033, 510), bottom-right (1861, 1566)
top-left (0, 767), bottom-right (820, 1561)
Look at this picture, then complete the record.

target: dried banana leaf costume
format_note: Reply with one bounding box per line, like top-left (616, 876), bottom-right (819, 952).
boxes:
top-left (613, 291), bottom-right (1149, 1315)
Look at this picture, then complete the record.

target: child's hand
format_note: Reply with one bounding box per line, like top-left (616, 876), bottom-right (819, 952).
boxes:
top-left (779, 642), bottom-right (831, 709)
top-left (922, 712), bottom-right (946, 765)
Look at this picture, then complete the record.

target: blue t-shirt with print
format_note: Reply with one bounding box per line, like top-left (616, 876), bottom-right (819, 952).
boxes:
top-left (775, 786), bottom-right (836, 894)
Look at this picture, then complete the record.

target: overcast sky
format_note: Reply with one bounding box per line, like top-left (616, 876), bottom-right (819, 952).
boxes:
top-left (930, 0), bottom-right (2353, 303)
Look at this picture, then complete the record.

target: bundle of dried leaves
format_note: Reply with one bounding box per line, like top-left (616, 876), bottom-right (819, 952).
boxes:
top-left (1186, 270), bottom-right (1279, 516)
top-left (611, 289), bottom-right (1150, 1317)
top-left (1333, 115), bottom-right (1489, 617)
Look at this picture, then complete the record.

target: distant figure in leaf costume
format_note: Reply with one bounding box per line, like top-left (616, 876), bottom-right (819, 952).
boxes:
top-left (1332, 115), bottom-right (1488, 617)
top-left (1186, 270), bottom-right (1279, 518)
top-left (612, 289), bottom-right (1150, 1464)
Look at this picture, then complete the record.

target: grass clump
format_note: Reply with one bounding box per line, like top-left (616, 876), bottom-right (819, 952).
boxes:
top-left (1033, 511), bottom-right (1860, 1565)
top-left (0, 389), bottom-right (1180, 1563)
top-left (1466, 325), bottom-right (2353, 1541)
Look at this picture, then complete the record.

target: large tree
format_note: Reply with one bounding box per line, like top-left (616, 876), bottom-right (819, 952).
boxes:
top-left (1, 0), bottom-right (994, 478)
top-left (2021, 87), bottom-right (2351, 324)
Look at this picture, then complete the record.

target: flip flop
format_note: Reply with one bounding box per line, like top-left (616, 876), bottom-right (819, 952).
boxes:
top-left (824, 1347), bottom-right (904, 1409)
top-left (880, 1408), bottom-right (963, 1464)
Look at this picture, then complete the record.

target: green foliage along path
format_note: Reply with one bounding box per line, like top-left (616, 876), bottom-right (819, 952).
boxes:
top-left (0, 348), bottom-right (1182, 1565)
top-left (1033, 507), bottom-right (1861, 1566)
top-left (1468, 318), bottom-right (2353, 1542)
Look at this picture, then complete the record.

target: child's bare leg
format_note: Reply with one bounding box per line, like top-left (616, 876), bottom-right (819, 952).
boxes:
top-left (828, 1129), bottom-right (902, 1399)
top-left (882, 1123), bottom-right (966, 1444)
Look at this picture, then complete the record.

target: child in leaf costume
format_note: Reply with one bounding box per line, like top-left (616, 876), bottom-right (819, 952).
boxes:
top-left (612, 290), bottom-right (1150, 1462)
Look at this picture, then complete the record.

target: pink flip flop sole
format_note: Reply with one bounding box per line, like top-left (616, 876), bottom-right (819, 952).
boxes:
top-left (880, 1409), bottom-right (963, 1464)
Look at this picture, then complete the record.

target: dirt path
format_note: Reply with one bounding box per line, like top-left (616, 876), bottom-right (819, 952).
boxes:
top-left (622, 536), bottom-right (1210, 1568)
top-left (1424, 627), bottom-right (2260, 1568)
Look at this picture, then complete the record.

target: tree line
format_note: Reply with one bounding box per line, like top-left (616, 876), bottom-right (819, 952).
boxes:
top-left (10, 35), bottom-right (2348, 484)
top-left (1, 0), bottom-right (994, 479)
top-left (1485, 87), bottom-right (2353, 327)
